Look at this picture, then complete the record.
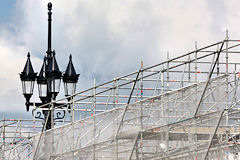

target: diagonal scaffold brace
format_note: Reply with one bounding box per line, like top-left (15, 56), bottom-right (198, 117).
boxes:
top-left (194, 40), bottom-right (225, 117)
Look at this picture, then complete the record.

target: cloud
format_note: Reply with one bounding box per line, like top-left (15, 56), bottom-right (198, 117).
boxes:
top-left (0, 34), bottom-right (41, 111)
top-left (0, 0), bottom-right (237, 111)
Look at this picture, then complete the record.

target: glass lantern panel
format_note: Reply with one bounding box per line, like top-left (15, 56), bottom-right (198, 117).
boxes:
top-left (22, 80), bottom-right (34, 94)
top-left (21, 81), bottom-right (26, 94)
top-left (64, 82), bottom-right (76, 96)
top-left (38, 83), bottom-right (47, 97)
top-left (50, 79), bottom-right (61, 93)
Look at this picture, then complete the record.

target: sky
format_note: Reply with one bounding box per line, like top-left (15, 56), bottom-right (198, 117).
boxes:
top-left (0, 0), bottom-right (240, 112)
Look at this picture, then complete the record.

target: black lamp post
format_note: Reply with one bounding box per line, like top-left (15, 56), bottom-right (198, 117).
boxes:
top-left (20, 2), bottom-right (79, 130)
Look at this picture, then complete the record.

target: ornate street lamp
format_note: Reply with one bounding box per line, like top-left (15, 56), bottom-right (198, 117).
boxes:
top-left (63, 54), bottom-right (80, 98)
top-left (20, 52), bottom-right (37, 112)
top-left (37, 57), bottom-right (47, 102)
top-left (20, 2), bottom-right (79, 130)
top-left (46, 51), bottom-right (62, 99)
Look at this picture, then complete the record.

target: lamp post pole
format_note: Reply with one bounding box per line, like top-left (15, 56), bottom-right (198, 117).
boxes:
top-left (47, 2), bottom-right (52, 56)
top-left (45, 2), bottom-right (54, 130)
top-left (20, 2), bottom-right (79, 131)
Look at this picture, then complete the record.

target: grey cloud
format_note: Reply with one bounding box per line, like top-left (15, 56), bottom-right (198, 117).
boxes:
top-left (0, 0), bottom-right (236, 111)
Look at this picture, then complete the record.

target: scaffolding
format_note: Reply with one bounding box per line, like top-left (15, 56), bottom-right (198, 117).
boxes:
top-left (2, 33), bottom-right (240, 159)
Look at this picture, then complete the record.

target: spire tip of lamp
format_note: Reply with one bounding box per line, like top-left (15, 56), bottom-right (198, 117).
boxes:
top-left (48, 2), bottom-right (52, 11)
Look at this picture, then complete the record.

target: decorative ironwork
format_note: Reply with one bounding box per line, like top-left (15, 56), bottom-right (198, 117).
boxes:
top-left (54, 110), bottom-right (66, 120)
top-left (32, 109), bottom-right (44, 120)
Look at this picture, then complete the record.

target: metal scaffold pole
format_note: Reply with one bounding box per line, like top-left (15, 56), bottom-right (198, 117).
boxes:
top-left (2, 114), bottom-right (5, 159)
top-left (166, 52), bottom-right (170, 156)
top-left (93, 78), bottom-right (96, 160)
top-left (225, 30), bottom-right (229, 126)
top-left (194, 41), bottom-right (198, 159)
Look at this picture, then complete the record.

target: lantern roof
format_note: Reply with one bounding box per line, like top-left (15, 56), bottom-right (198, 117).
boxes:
top-left (63, 54), bottom-right (79, 83)
top-left (37, 57), bottom-right (47, 84)
top-left (46, 51), bottom-right (62, 78)
top-left (20, 52), bottom-right (37, 80)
